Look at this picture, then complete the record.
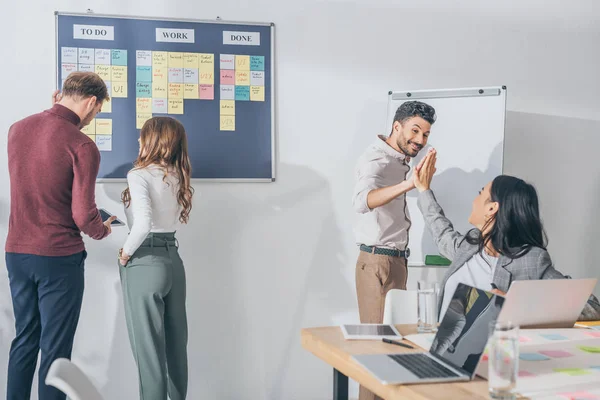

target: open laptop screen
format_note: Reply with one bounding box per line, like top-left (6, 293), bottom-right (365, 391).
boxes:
top-left (429, 283), bottom-right (505, 377)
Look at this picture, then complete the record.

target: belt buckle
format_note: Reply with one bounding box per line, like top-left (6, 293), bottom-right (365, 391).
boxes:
top-left (405, 248), bottom-right (411, 258)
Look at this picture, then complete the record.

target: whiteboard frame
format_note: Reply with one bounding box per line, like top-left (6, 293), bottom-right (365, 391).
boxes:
top-left (55, 11), bottom-right (277, 183)
top-left (386, 86), bottom-right (507, 267)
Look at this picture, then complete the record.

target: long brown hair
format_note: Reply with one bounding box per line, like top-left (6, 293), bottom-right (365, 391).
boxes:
top-left (121, 117), bottom-right (194, 223)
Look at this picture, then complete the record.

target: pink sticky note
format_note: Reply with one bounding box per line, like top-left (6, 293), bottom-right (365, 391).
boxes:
top-left (199, 84), bottom-right (214, 100)
top-left (518, 370), bottom-right (535, 378)
top-left (519, 336), bottom-right (532, 343)
top-left (559, 392), bottom-right (600, 400)
top-left (584, 332), bottom-right (600, 338)
top-left (220, 70), bottom-right (235, 85)
top-left (539, 350), bottom-right (573, 358)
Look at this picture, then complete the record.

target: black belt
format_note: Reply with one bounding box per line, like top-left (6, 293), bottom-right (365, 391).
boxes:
top-left (360, 244), bottom-right (410, 258)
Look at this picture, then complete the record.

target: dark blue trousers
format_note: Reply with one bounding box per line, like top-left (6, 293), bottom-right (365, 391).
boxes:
top-left (5, 251), bottom-right (86, 400)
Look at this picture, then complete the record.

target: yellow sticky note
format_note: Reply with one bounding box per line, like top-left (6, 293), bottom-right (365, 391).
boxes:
top-left (168, 83), bottom-right (184, 99)
top-left (86, 134), bottom-right (96, 143)
top-left (168, 99), bottom-right (184, 114)
top-left (235, 55), bottom-right (250, 71)
top-left (136, 98), bottom-right (152, 114)
top-left (168, 52), bottom-right (184, 68)
top-left (136, 113), bottom-right (152, 129)
top-left (112, 82), bottom-right (128, 98)
top-left (152, 67), bottom-right (167, 84)
top-left (199, 53), bottom-right (214, 72)
top-left (184, 84), bottom-right (199, 99)
top-left (152, 81), bottom-right (168, 98)
top-left (220, 100), bottom-right (235, 116)
top-left (95, 65), bottom-right (111, 80)
top-left (153, 51), bottom-right (168, 67)
top-left (183, 53), bottom-right (199, 68)
top-left (101, 99), bottom-right (112, 113)
top-left (220, 115), bottom-right (235, 131)
top-left (111, 66), bottom-right (127, 82)
top-left (81, 119), bottom-right (95, 134)
top-left (235, 70), bottom-right (250, 86)
top-left (250, 86), bottom-right (265, 102)
top-left (199, 70), bottom-right (214, 84)
top-left (96, 119), bottom-right (112, 135)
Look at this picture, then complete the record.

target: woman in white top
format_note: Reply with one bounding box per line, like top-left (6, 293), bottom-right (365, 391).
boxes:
top-left (117, 117), bottom-right (194, 400)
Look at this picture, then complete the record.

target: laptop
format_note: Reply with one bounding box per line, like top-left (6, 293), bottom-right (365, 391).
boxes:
top-left (497, 278), bottom-right (597, 329)
top-left (352, 283), bottom-right (505, 385)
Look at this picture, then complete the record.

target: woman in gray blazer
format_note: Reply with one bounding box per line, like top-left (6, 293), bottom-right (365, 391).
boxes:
top-left (414, 149), bottom-right (600, 321)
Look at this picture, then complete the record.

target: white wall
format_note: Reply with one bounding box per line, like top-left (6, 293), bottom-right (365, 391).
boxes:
top-left (1, 0), bottom-right (599, 399)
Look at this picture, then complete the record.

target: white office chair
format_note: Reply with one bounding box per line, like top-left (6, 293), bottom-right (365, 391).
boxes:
top-left (383, 289), bottom-right (419, 325)
top-left (45, 358), bottom-right (104, 400)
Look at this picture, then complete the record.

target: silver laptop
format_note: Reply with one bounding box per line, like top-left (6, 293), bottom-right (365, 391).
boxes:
top-left (352, 283), bottom-right (505, 385)
top-left (497, 278), bottom-right (597, 329)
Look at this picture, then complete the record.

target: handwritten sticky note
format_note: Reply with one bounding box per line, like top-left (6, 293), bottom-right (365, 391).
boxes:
top-left (100, 99), bottom-right (111, 113)
top-left (519, 336), bottom-right (532, 343)
top-left (81, 120), bottom-right (95, 135)
top-left (250, 55), bottom-right (264, 71)
top-left (136, 82), bottom-right (152, 98)
top-left (136, 66), bottom-right (152, 83)
top-left (220, 54), bottom-right (235, 70)
top-left (235, 55), bottom-right (250, 71)
top-left (220, 115), bottom-right (235, 131)
top-left (199, 71), bottom-right (214, 84)
top-left (112, 66), bottom-right (127, 82)
top-left (555, 368), bottom-right (591, 376)
top-left (250, 86), bottom-right (265, 102)
top-left (199, 53), bottom-right (214, 69)
top-left (95, 119), bottom-right (112, 135)
top-left (559, 391), bottom-right (600, 400)
top-left (577, 346), bottom-right (600, 353)
top-left (153, 51), bottom-right (168, 67)
top-left (235, 86), bottom-right (250, 101)
top-left (220, 85), bottom-right (235, 100)
top-left (183, 84), bottom-right (199, 99)
top-left (95, 65), bottom-right (111, 80)
top-left (220, 100), bottom-right (235, 116)
top-left (136, 50), bottom-right (152, 66)
top-left (136, 113), bottom-right (152, 129)
top-left (96, 135), bottom-right (112, 151)
top-left (136, 98), bottom-right (152, 114)
top-left (584, 332), bottom-right (600, 338)
top-left (250, 71), bottom-right (265, 86)
top-left (78, 64), bottom-right (94, 72)
top-left (94, 49), bottom-right (111, 65)
top-left (220, 70), bottom-right (235, 85)
top-left (168, 68), bottom-right (184, 83)
top-left (62, 63), bottom-right (77, 79)
top-left (168, 52), bottom-right (184, 68)
top-left (183, 53), bottom-right (199, 68)
top-left (199, 84), bottom-right (214, 100)
top-left (168, 84), bottom-right (183, 99)
top-left (78, 48), bottom-right (94, 64)
top-left (520, 353), bottom-right (550, 361)
top-left (61, 47), bottom-right (78, 63)
top-left (518, 371), bottom-right (535, 378)
top-left (152, 67), bottom-right (167, 84)
top-left (168, 99), bottom-right (184, 114)
top-left (152, 98), bottom-right (167, 114)
top-left (541, 334), bottom-right (568, 341)
top-left (111, 49), bottom-right (127, 66)
top-left (235, 71), bottom-right (250, 86)
top-left (540, 350), bottom-right (573, 358)
top-left (112, 82), bottom-right (128, 98)
top-left (184, 69), bottom-right (199, 84)
top-left (152, 81), bottom-right (168, 98)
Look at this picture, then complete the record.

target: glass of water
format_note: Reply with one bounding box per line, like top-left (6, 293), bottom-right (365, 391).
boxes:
top-left (488, 321), bottom-right (519, 400)
top-left (417, 281), bottom-right (439, 333)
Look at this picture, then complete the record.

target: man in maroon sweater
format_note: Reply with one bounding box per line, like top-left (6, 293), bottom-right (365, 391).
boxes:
top-left (5, 72), bottom-right (115, 400)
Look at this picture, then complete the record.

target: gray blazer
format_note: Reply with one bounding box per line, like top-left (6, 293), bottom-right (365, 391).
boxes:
top-left (417, 190), bottom-right (600, 321)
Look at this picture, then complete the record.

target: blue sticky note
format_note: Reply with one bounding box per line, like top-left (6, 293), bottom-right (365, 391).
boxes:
top-left (235, 86), bottom-right (250, 101)
top-left (136, 66), bottom-right (152, 82)
top-left (520, 353), bottom-right (550, 361)
top-left (112, 49), bottom-right (127, 66)
top-left (136, 82), bottom-right (151, 98)
top-left (250, 56), bottom-right (264, 71)
top-left (541, 334), bottom-right (568, 341)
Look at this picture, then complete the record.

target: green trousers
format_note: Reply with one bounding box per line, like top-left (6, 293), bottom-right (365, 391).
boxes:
top-left (120, 233), bottom-right (188, 400)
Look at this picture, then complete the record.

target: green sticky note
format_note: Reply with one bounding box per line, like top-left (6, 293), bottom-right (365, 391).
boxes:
top-left (554, 368), bottom-right (591, 376)
top-left (577, 345), bottom-right (600, 353)
top-left (425, 255), bottom-right (451, 266)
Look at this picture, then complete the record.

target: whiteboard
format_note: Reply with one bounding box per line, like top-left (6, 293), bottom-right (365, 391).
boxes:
top-left (386, 87), bottom-right (506, 266)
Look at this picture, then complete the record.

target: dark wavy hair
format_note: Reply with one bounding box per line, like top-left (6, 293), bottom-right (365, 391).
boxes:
top-left (464, 175), bottom-right (547, 259)
top-left (391, 101), bottom-right (437, 131)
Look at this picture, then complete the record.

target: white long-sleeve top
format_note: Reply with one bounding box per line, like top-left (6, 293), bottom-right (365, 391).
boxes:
top-left (122, 165), bottom-right (182, 256)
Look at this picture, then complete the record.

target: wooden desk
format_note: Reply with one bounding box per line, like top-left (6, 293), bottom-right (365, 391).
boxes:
top-left (301, 324), bottom-right (491, 400)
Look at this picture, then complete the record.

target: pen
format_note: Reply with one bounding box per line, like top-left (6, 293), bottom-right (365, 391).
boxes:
top-left (382, 338), bottom-right (414, 349)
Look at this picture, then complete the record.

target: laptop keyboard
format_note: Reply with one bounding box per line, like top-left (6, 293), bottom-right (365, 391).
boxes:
top-left (388, 354), bottom-right (460, 379)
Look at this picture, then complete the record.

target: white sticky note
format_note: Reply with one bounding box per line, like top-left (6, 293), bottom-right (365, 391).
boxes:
top-left (250, 71), bottom-right (265, 86)
top-left (61, 63), bottom-right (77, 79)
top-left (220, 85), bottom-right (235, 100)
top-left (220, 54), bottom-right (235, 70)
top-left (183, 68), bottom-right (199, 84)
top-left (78, 48), bottom-right (95, 64)
top-left (136, 50), bottom-right (153, 66)
top-left (78, 64), bottom-right (94, 72)
top-left (95, 49), bottom-right (111, 65)
top-left (95, 135), bottom-right (112, 151)
top-left (168, 68), bottom-right (184, 83)
top-left (152, 98), bottom-right (168, 114)
top-left (61, 47), bottom-right (78, 63)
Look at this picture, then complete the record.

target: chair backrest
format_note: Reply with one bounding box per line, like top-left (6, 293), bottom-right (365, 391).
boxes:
top-left (45, 358), bottom-right (104, 400)
top-left (383, 289), bottom-right (418, 325)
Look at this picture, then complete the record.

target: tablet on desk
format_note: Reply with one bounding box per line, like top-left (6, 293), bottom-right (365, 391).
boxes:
top-left (340, 324), bottom-right (402, 340)
top-left (99, 208), bottom-right (125, 227)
